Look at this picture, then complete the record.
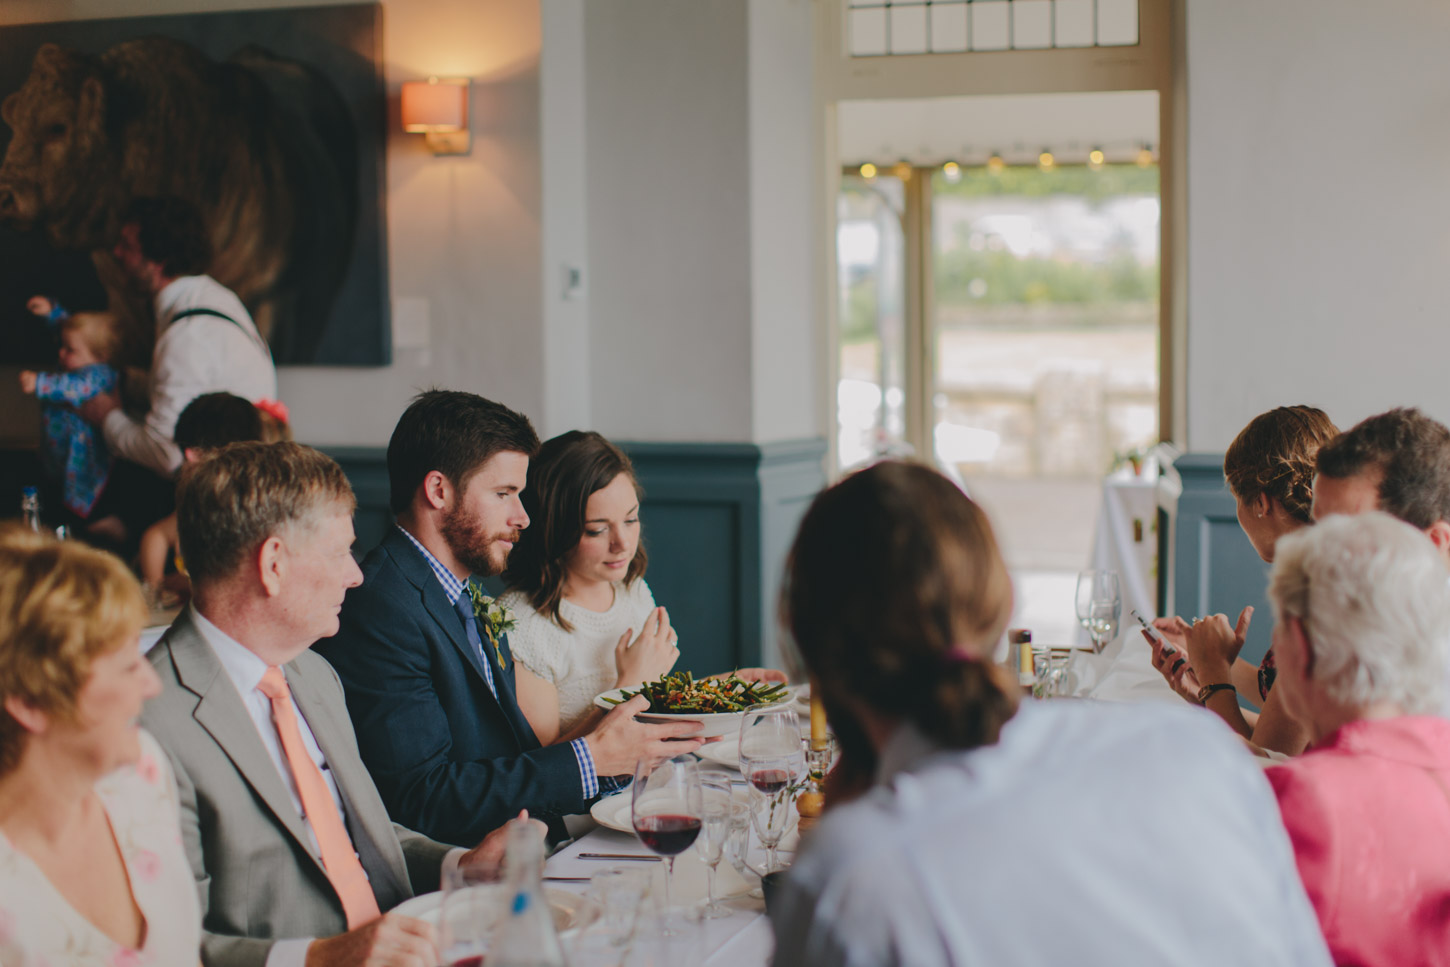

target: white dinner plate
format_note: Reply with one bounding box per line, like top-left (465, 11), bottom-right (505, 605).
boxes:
top-left (592, 685), bottom-right (794, 738)
top-left (391, 886), bottom-right (599, 936)
top-left (695, 740), bottom-right (742, 770)
top-left (589, 791), bottom-right (635, 834)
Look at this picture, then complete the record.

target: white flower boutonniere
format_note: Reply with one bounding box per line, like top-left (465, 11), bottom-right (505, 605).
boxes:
top-left (465, 583), bottom-right (517, 672)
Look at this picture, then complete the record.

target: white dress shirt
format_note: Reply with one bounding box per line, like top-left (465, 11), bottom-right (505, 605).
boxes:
top-left (103, 275), bottom-right (276, 476)
top-left (770, 700), bottom-right (1334, 967)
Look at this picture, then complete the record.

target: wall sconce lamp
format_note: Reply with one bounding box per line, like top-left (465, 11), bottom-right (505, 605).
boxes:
top-left (401, 77), bottom-right (470, 155)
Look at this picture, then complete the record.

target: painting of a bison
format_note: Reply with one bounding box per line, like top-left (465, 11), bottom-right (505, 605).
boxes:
top-left (0, 4), bottom-right (389, 367)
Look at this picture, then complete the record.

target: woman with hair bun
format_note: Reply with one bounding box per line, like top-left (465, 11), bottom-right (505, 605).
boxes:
top-left (768, 461), bottom-right (1331, 967)
top-left (1148, 405), bottom-right (1339, 756)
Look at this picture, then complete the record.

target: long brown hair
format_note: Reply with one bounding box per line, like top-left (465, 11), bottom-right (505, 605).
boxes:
top-left (1223, 405), bottom-right (1339, 524)
top-left (504, 431), bottom-right (648, 630)
top-left (782, 461), bottom-right (1019, 780)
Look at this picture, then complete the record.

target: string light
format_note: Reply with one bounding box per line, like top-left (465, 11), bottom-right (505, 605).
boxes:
top-left (859, 162), bottom-right (877, 179)
top-left (892, 160), bottom-right (913, 181)
top-left (1088, 147), bottom-right (1105, 169)
top-left (942, 161), bottom-right (961, 183)
top-left (987, 152), bottom-right (1005, 174)
top-left (1136, 143), bottom-right (1154, 167)
top-left (1037, 149), bottom-right (1055, 171)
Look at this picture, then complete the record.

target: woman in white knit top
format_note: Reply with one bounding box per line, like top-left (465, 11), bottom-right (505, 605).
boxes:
top-left (502, 431), bottom-right (782, 744)
top-left (501, 431), bottom-right (682, 743)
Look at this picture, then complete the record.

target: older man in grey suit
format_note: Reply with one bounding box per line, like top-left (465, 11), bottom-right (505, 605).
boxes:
top-left (142, 442), bottom-right (538, 967)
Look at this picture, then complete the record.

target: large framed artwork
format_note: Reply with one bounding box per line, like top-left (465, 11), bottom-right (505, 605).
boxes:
top-left (0, 3), bottom-right (390, 367)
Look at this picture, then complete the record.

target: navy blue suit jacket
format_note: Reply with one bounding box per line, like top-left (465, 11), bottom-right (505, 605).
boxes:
top-left (317, 526), bottom-right (589, 846)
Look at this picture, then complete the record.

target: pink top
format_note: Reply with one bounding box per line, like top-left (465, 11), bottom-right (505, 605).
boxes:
top-left (1267, 716), bottom-right (1450, 967)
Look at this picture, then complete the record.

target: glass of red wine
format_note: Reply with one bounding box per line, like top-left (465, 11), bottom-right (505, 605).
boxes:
top-left (631, 753), bottom-right (704, 936)
top-left (738, 704), bottom-right (804, 874)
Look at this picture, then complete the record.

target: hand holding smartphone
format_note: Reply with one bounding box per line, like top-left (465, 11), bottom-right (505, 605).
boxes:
top-left (1131, 609), bottom-right (1175, 656)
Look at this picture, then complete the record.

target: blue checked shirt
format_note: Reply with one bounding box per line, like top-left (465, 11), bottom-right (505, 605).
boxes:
top-left (395, 526), bottom-right (603, 799)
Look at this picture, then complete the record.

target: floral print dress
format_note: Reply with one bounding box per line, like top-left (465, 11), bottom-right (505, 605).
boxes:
top-left (0, 730), bottom-right (200, 966)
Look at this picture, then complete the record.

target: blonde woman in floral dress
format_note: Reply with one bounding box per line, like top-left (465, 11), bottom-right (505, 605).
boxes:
top-left (0, 530), bottom-right (199, 965)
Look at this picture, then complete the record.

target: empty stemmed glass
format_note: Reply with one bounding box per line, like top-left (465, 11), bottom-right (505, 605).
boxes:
top-left (1076, 569), bottom-right (1122, 653)
top-left (695, 771), bottom-right (735, 920)
top-left (437, 864), bottom-right (495, 966)
top-left (739, 704), bottom-right (804, 874)
top-left (631, 754), bottom-right (703, 936)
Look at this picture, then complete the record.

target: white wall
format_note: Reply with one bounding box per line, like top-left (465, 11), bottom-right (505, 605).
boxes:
top-left (747, 0), bottom-right (819, 444)
top-left (580, 0), bottom-right (820, 445)
top-left (583, 0), bottom-right (754, 442)
top-left (4, 0), bottom-right (545, 447)
top-left (539, 0), bottom-right (591, 439)
top-left (1184, 0), bottom-right (1450, 449)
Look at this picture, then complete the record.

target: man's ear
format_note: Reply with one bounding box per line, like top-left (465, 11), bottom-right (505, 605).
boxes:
top-left (421, 470), bottom-right (452, 512)
top-left (3, 695), bottom-right (48, 737)
top-left (1287, 616), bottom-right (1315, 680)
top-left (257, 535), bottom-right (286, 598)
top-left (1425, 520), bottom-right (1450, 563)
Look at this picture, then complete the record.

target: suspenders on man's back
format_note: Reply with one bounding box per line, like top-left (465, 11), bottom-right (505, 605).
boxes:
top-left (168, 307), bottom-right (272, 358)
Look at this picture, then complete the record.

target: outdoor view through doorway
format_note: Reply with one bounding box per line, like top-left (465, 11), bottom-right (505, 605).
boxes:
top-left (836, 91), bottom-right (1161, 644)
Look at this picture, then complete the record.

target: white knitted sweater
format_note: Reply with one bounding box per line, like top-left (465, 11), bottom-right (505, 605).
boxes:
top-left (499, 579), bottom-right (659, 735)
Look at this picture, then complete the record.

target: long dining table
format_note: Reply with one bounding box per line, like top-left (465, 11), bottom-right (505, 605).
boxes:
top-left (544, 813), bottom-right (781, 966)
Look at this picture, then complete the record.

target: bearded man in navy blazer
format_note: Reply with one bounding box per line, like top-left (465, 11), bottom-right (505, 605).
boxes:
top-left (319, 390), bottom-right (703, 846)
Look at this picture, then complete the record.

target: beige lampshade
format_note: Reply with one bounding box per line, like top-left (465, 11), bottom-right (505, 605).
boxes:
top-left (401, 78), bottom-right (468, 132)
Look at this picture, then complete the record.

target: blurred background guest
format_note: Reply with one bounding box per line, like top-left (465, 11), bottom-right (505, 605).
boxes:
top-left (0, 527), bottom-right (198, 963)
top-left (1264, 511), bottom-right (1450, 967)
top-left (135, 392), bottom-right (270, 604)
top-left (770, 461), bottom-right (1331, 967)
top-left (1148, 405), bottom-right (1338, 755)
top-left (16, 308), bottom-right (122, 538)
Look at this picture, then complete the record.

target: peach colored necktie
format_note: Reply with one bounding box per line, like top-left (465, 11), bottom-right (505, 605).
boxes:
top-left (257, 666), bottom-right (381, 928)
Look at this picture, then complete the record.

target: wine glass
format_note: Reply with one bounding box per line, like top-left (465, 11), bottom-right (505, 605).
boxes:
top-left (437, 864), bottom-right (497, 967)
top-left (631, 754), bottom-right (703, 936)
top-left (1076, 569), bottom-right (1122, 652)
top-left (695, 772), bottom-right (735, 920)
top-left (739, 704), bottom-right (804, 791)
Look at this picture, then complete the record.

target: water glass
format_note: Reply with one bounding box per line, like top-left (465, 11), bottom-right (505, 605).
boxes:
top-left (588, 865), bottom-right (651, 947)
top-left (1032, 647), bottom-right (1072, 698)
top-left (749, 784), bottom-right (794, 874)
top-left (1075, 569), bottom-right (1122, 652)
top-left (438, 865), bottom-right (497, 966)
top-left (695, 776), bottom-right (738, 920)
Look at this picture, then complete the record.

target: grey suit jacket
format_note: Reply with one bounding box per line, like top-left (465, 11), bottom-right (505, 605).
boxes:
top-left (141, 609), bottom-right (455, 967)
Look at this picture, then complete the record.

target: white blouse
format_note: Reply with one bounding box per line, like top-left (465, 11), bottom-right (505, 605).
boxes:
top-left (0, 729), bottom-right (201, 966)
top-left (769, 701), bottom-right (1333, 967)
top-left (501, 579), bottom-right (659, 735)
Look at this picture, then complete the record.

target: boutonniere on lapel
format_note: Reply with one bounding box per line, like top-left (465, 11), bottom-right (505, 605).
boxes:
top-left (465, 583), bottom-right (516, 672)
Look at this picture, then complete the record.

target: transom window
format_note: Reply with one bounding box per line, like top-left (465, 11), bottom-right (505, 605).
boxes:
top-left (846, 0), bottom-right (1140, 57)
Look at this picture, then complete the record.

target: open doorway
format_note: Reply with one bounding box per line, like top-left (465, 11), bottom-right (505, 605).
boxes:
top-left (835, 90), bottom-right (1160, 642)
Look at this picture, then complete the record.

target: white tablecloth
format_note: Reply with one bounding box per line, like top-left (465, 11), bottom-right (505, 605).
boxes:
top-left (1082, 463), bottom-right (1161, 649)
top-left (545, 810), bottom-right (782, 965)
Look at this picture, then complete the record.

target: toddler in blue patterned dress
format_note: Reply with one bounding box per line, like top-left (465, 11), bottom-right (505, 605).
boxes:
top-left (18, 309), bottom-right (121, 518)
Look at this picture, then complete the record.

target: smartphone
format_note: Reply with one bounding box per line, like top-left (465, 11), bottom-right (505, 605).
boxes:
top-left (1131, 609), bottom-right (1174, 654)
